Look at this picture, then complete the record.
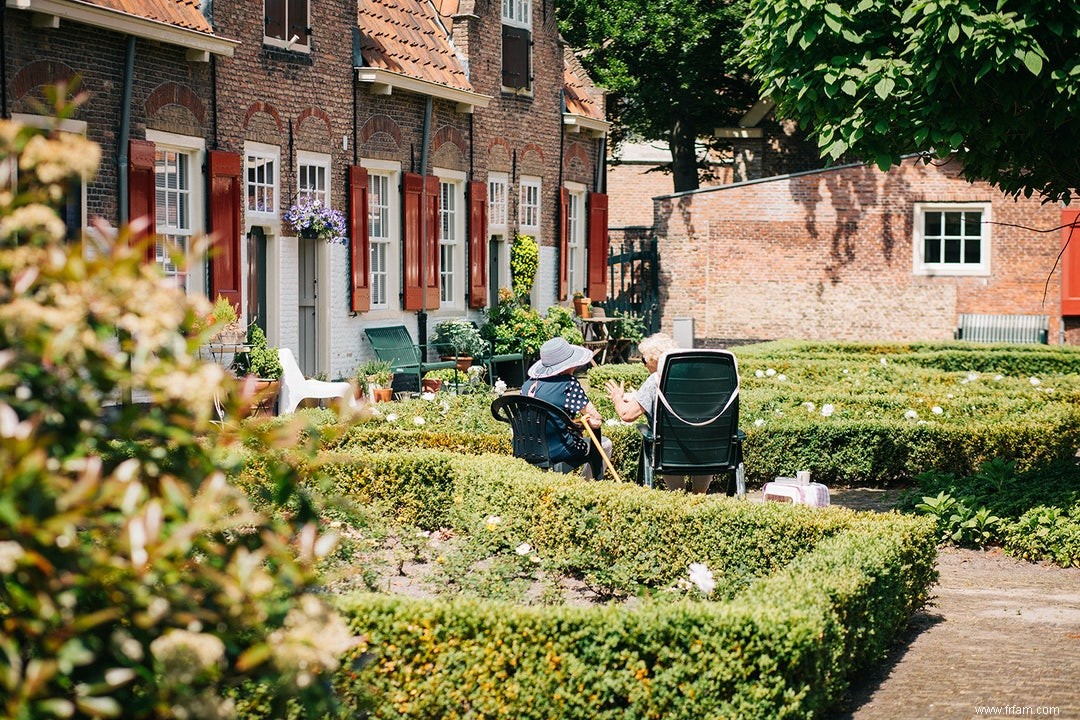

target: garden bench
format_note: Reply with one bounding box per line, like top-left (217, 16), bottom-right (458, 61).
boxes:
top-left (364, 325), bottom-right (458, 392)
top-left (954, 314), bottom-right (1049, 344)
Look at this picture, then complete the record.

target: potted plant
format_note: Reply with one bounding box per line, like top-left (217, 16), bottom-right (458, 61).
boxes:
top-left (355, 359), bottom-right (394, 402)
top-left (432, 319), bottom-right (487, 371)
top-left (238, 325), bottom-right (282, 415)
top-left (572, 291), bottom-right (592, 318)
top-left (283, 198), bottom-right (348, 244)
top-left (421, 370), bottom-right (444, 394)
top-left (207, 295), bottom-right (246, 345)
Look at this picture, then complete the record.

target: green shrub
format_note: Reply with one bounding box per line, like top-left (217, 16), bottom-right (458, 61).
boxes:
top-left (1003, 503), bottom-right (1080, 568)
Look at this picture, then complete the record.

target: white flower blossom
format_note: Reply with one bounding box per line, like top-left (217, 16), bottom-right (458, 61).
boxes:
top-left (931, 406), bottom-right (943, 415)
top-left (765, 368), bottom-right (776, 377)
top-left (515, 542), bottom-right (532, 555)
top-left (1029, 377), bottom-right (1041, 386)
top-left (777, 374), bottom-right (787, 382)
top-left (385, 413), bottom-right (398, 422)
top-left (494, 379), bottom-right (508, 395)
top-left (687, 562), bottom-right (716, 596)
top-left (484, 515), bottom-right (501, 530)
top-left (803, 401), bottom-right (815, 413)
top-left (413, 416), bottom-right (425, 426)
top-left (753, 418), bottom-right (765, 427)
top-left (821, 404), bottom-right (834, 417)
top-left (755, 369), bottom-right (765, 378)
top-left (150, 630), bottom-right (226, 685)
top-left (605, 418), bottom-right (620, 426)
top-left (904, 409), bottom-right (918, 420)
top-left (421, 391), bottom-right (436, 401)
top-left (0, 541), bottom-right (22, 573)
top-left (880, 357), bottom-right (888, 365)
top-left (842, 368), bottom-right (850, 375)
top-left (994, 374), bottom-right (1004, 381)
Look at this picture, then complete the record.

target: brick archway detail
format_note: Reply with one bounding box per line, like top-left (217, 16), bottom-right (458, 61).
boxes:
top-left (12, 60), bottom-right (75, 101)
top-left (242, 102), bottom-right (284, 134)
top-left (432, 125), bottom-right (467, 156)
top-left (562, 142), bottom-right (590, 172)
top-left (359, 114), bottom-right (403, 146)
top-left (146, 82), bottom-right (206, 124)
top-left (298, 107), bottom-right (333, 139)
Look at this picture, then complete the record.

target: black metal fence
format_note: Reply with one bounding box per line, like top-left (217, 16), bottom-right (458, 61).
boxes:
top-left (599, 237), bottom-right (660, 335)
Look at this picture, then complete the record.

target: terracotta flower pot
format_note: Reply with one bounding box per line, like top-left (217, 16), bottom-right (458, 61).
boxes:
top-left (249, 378), bottom-right (280, 417)
top-left (373, 387), bottom-right (393, 403)
top-left (573, 297), bottom-right (592, 318)
top-left (422, 378), bottom-right (443, 393)
top-left (442, 355), bottom-right (473, 372)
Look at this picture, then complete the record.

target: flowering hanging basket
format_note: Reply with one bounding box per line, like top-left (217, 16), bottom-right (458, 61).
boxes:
top-left (283, 199), bottom-right (348, 244)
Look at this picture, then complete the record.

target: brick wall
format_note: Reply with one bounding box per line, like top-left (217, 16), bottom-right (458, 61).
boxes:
top-left (4, 12), bottom-right (213, 227)
top-left (655, 158), bottom-right (1066, 345)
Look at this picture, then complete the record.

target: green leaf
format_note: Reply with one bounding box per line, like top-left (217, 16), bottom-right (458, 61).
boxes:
top-left (947, 23), bottom-right (959, 43)
top-left (841, 79), bottom-right (858, 95)
top-left (1023, 50), bottom-right (1043, 76)
top-left (873, 77), bottom-right (895, 99)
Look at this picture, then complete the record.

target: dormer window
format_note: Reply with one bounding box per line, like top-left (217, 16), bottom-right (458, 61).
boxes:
top-left (501, 0), bottom-right (531, 91)
top-left (264, 0), bottom-right (309, 51)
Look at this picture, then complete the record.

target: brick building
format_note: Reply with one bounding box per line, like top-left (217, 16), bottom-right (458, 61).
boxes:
top-left (3, 0), bottom-right (610, 381)
top-left (655, 157), bottom-right (1076, 345)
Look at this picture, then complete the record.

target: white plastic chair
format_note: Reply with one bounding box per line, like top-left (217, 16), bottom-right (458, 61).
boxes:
top-left (278, 347), bottom-right (356, 414)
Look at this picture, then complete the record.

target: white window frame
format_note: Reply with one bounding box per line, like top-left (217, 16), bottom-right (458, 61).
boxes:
top-left (566, 183), bottom-right (587, 296)
top-left (13, 113), bottom-right (88, 245)
top-left (913, 202), bottom-right (991, 277)
top-left (501, 0), bottom-right (531, 28)
top-left (362, 159), bottom-right (401, 311)
top-left (146, 129), bottom-right (206, 295)
top-left (263, 0), bottom-right (311, 52)
top-left (245, 142), bottom-right (280, 222)
top-left (519, 176), bottom-right (541, 238)
top-left (296, 150), bottom-right (330, 207)
top-left (436, 169), bottom-right (466, 308)
top-left (488, 173), bottom-right (509, 232)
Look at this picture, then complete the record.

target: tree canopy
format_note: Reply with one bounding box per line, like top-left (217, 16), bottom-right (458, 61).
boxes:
top-left (740, 0), bottom-right (1080, 203)
top-left (558, 0), bottom-right (754, 193)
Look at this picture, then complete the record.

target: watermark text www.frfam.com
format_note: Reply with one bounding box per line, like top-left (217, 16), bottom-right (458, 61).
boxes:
top-left (974, 705), bottom-right (1061, 717)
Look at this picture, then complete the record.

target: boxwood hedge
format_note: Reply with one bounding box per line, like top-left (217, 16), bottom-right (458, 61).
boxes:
top-left (237, 451), bottom-right (936, 719)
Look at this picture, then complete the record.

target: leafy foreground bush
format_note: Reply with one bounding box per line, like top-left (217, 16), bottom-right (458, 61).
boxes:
top-left (238, 451), bottom-right (938, 719)
top-left (900, 458), bottom-right (1080, 567)
top-left (0, 104), bottom-right (354, 717)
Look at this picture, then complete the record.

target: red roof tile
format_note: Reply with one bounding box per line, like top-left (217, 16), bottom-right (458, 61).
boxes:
top-left (563, 48), bottom-right (605, 122)
top-left (359, 0), bottom-right (473, 94)
top-left (82, 0), bottom-right (213, 34)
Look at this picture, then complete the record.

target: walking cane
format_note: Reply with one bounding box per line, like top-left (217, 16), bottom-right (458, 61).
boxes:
top-left (578, 417), bottom-right (623, 483)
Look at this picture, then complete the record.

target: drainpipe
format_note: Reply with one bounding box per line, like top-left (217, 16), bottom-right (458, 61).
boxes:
top-left (117, 36), bottom-right (136, 225)
top-left (417, 95), bottom-right (433, 348)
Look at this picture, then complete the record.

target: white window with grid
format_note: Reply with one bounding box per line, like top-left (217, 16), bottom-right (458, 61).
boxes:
top-left (147, 130), bottom-right (204, 294)
top-left (364, 161), bottom-right (400, 310)
top-left (437, 171), bottom-right (465, 306)
top-left (297, 151), bottom-right (329, 206)
top-left (488, 173), bottom-right (508, 231)
top-left (245, 143), bottom-right (279, 219)
top-left (913, 203), bottom-right (991, 276)
top-left (519, 176), bottom-right (541, 236)
top-left (502, 0), bottom-right (531, 27)
top-left (566, 185), bottom-right (586, 295)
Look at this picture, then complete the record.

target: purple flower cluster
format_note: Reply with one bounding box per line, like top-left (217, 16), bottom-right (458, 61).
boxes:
top-left (283, 199), bottom-right (348, 245)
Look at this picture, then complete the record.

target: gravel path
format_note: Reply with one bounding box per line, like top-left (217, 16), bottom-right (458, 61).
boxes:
top-left (826, 490), bottom-right (1080, 720)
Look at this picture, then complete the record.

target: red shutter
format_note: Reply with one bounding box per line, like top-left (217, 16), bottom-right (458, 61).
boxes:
top-left (1062, 209), bottom-right (1080, 316)
top-left (468, 180), bottom-right (488, 308)
top-left (403, 172), bottom-right (440, 311)
top-left (264, 0), bottom-right (285, 40)
top-left (208, 150), bottom-right (243, 309)
top-left (128, 139), bottom-right (156, 263)
top-left (349, 166), bottom-right (371, 312)
top-left (586, 191), bottom-right (609, 300)
top-left (558, 187), bottom-right (569, 301)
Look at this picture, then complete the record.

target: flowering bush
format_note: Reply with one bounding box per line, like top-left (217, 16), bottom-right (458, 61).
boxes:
top-left (0, 101), bottom-right (352, 718)
top-left (283, 198), bottom-right (347, 244)
top-left (510, 234), bottom-right (538, 300)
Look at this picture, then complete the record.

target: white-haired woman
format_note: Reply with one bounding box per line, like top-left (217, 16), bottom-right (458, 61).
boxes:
top-left (605, 333), bottom-right (711, 494)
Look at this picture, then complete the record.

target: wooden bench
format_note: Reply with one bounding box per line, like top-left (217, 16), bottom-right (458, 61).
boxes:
top-left (954, 314), bottom-right (1049, 344)
top-left (364, 325), bottom-right (459, 391)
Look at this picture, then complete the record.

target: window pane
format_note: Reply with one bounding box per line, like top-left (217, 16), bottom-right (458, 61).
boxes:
top-left (964, 212), bottom-right (981, 236)
top-left (944, 238), bottom-right (961, 263)
top-left (944, 211), bottom-right (961, 237)
top-left (964, 239), bottom-right (981, 264)
top-left (924, 237), bottom-right (941, 264)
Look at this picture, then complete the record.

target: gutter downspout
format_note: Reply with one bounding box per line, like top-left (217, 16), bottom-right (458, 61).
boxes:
top-left (117, 36), bottom-right (136, 225)
top-left (418, 95), bottom-right (433, 348)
